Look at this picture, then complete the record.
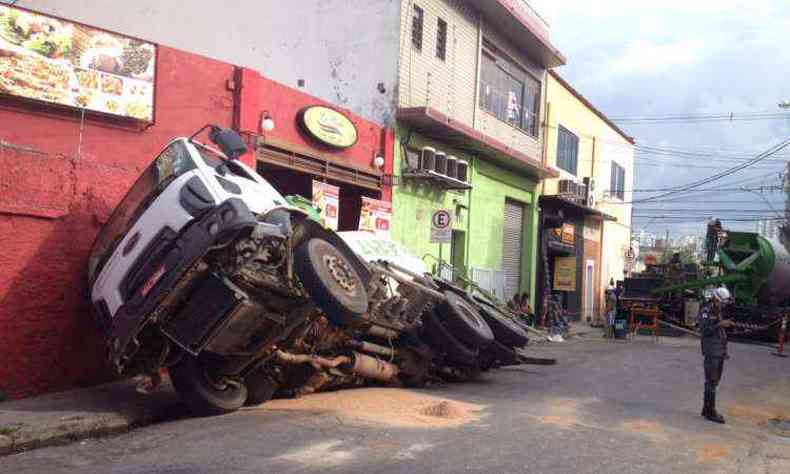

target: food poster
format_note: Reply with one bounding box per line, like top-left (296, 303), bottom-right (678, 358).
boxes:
top-left (0, 6), bottom-right (156, 121)
top-left (553, 256), bottom-right (577, 292)
top-left (359, 197), bottom-right (392, 237)
top-left (311, 180), bottom-right (340, 231)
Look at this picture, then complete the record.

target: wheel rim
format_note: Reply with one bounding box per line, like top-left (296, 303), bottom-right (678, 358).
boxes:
top-left (323, 253), bottom-right (359, 294)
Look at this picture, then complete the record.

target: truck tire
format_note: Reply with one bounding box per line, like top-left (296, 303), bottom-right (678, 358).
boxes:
top-left (478, 305), bottom-right (529, 348)
top-left (422, 310), bottom-right (479, 366)
top-left (294, 238), bottom-right (369, 326)
top-left (169, 355), bottom-right (248, 416)
top-left (480, 340), bottom-right (520, 369)
top-left (437, 291), bottom-right (494, 348)
top-left (244, 368), bottom-right (278, 406)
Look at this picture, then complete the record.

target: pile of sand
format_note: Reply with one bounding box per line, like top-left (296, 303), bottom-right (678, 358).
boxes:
top-left (258, 387), bottom-right (484, 428)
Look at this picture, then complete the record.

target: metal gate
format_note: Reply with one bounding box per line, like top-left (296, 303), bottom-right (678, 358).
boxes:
top-left (502, 199), bottom-right (524, 300)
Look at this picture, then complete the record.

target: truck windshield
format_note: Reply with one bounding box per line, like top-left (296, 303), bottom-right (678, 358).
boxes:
top-left (88, 140), bottom-right (196, 284)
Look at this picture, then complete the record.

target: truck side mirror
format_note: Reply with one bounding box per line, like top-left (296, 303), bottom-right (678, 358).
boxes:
top-left (209, 127), bottom-right (248, 160)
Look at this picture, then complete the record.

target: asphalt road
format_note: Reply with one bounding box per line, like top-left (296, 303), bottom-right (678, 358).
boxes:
top-left (4, 332), bottom-right (790, 474)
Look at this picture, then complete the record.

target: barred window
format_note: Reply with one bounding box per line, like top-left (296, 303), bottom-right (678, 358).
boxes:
top-left (436, 18), bottom-right (447, 60)
top-left (412, 5), bottom-right (424, 52)
top-left (556, 126), bottom-right (579, 175)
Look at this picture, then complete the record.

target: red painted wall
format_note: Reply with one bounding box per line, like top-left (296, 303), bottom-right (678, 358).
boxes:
top-left (0, 46), bottom-right (236, 399)
top-left (237, 68), bottom-right (392, 198)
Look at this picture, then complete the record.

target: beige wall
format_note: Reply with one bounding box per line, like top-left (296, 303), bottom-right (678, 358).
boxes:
top-left (398, 0), bottom-right (544, 161)
top-left (544, 73), bottom-right (636, 295)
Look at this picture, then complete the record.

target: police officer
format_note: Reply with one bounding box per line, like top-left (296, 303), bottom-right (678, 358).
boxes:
top-left (698, 286), bottom-right (735, 424)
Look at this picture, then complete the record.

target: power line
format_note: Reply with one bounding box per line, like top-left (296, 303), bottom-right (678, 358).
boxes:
top-left (629, 137), bottom-right (790, 204)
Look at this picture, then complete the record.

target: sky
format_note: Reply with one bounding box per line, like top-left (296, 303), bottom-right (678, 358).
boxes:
top-left (530, 0), bottom-right (790, 238)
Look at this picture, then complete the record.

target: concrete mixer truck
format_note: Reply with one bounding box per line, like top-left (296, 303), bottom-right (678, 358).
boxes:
top-left (618, 226), bottom-right (790, 338)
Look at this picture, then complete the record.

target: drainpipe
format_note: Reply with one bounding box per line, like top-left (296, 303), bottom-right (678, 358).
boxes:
top-left (540, 101), bottom-right (551, 197)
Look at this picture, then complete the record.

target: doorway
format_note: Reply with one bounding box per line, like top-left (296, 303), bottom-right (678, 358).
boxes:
top-left (585, 259), bottom-right (595, 322)
top-left (256, 162), bottom-right (381, 231)
top-left (451, 230), bottom-right (466, 282)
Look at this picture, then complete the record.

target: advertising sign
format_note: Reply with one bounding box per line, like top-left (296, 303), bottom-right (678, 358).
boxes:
top-left (359, 197), bottom-right (392, 237)
top-left (430, 209), bottom-right (452, 243)
top-left (0, 6), bottom-right (156, 121)
top-left (299, 105), bottom-right (358, 149)
top-left (311, 180), bottom-right (340, 230)
top-left (553, 256), bottom-right (577, 292)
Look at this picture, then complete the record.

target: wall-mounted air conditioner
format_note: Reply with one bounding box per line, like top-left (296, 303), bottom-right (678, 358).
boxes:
top-left (419, 146), bottom-right (436, 171)
top-left (558, 179), bottom-right (576, 196)
top-left (456, 160), bottom-right (469, 183)
top-left (446, 155), bottom-right (458, 179)
top-left (583, 177), bottom-right (596, 208)
top-left (434, 151), bottom-right (447, 175)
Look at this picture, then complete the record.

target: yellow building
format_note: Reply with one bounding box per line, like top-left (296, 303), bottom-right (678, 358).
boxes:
top-left (538, 71), bottom-right (634, 322)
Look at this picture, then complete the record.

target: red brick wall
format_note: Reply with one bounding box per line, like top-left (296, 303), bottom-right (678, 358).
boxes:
top-left (0, 46), bottom-right (236, 399)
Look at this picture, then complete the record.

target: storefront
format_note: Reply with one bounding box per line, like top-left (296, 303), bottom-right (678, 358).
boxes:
top-left (393, 108), bottom-right (556, 302)
top-left (236, 69), bottom-right (393, 233)
top-left (537, 196), bottom-right (611, 322)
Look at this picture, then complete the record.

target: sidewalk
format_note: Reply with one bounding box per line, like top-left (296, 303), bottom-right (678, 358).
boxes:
top-left (0, 377), bottom-right (180, 456)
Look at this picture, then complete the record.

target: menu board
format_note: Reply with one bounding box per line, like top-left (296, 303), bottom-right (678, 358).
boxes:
top-left (312, 180), bottom-right (340, 231)
top-left (359, 197), bottom-right (392, 237)
top-left (0, 6), bottom-right (156, 121)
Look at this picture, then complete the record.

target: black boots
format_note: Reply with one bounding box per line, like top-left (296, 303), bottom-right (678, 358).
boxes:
top-left (702, 390), bottom-right (725, 424)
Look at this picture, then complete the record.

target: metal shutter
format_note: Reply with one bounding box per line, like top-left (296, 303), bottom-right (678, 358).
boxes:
top-left (502, 199), bottom-right (524, 300)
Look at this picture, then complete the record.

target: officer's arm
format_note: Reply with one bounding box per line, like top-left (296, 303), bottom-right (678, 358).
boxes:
top-left (698, 312), bottom-right (720, 336)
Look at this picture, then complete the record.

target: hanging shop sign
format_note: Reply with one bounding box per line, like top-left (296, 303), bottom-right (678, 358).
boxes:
top-left (0, 5), bottom-right (156, 121)
top-left (553, 256), bottom-right (577, 292)
top-left (430, 209), bottom-right (452, 244)
top-left (312, 180), bottom-right (340, 231)
top-left (359, 197), bottom-right (392, 236)
top-left (298, 105), bottom-right (358, 149)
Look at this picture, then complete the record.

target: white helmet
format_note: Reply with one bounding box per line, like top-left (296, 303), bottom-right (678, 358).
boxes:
top-left (712, 286), bottom-right (732, 303)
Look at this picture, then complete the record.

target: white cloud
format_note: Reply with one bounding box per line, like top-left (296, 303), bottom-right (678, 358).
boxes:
top-left (607, 38), bottom-right (709, 76)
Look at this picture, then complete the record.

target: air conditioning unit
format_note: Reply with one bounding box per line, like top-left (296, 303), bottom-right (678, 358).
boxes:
top-left (558, 179), bottom-right (576, 196)
top-left (575, 183), bottom-right (587, 201)
top-left (419, 146), bottom-right (436, 172)
top-left (434, 151), bottom-right (448, 175)
top-left (583, 177), bottom-right (596, 207)
top-left (456, 160), bottom-right (469, 183)
top-left (445, 155), bottom-right (458, 179)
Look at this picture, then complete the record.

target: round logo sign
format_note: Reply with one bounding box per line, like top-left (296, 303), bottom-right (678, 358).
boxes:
top-left (432, 210), bottom-right (451, 229)
top-left (299, 106), bottom-right (358, 149)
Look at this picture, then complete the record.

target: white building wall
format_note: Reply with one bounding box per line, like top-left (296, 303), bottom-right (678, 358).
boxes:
top-left (17, 0), bottom-right (403, 126)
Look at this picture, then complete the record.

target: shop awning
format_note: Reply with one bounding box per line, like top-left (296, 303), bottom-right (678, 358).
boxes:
top-left (540, 195), bottom-right (617, 221)
top-left (396, 107), bottom-right (559, 180)
top-left (463, 0), bottom-right (566, 68)
top-left (255, 136), bottom-right (382, 191)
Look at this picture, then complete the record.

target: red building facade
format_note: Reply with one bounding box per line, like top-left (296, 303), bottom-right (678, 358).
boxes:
top-left (0, 18), bottom-right (390, 399)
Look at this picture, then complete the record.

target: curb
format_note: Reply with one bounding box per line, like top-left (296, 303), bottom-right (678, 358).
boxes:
top-left (0, 380), bottom-right (181, 457)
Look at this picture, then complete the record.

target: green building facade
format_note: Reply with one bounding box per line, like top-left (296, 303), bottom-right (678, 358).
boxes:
top-left (391, 126), bottom-right (541, 305)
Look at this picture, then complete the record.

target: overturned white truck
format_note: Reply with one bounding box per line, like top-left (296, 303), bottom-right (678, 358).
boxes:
top-left (87, 126), bottom-right (536, 416)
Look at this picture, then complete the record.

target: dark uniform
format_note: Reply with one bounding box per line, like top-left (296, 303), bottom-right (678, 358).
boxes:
top-left (698, 303), bottom-right (728, 423)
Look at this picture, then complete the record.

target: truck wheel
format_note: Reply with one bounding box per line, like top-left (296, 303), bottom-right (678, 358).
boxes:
top-left (169, 355), bottom-right (248, 416)
top-left (244, 368), bottom-right (278, 406)
top-left (478, 305), bottom-right (529, 347)
top-left (437, 291), bottom-right (494, 348)
top-left (422, 310), bottom-right (479, 366)
top-left (295, 238), bottom-right (369, 326)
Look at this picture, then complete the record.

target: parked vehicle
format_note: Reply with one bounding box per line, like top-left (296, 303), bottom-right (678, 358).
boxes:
top-left (88, 126), bottom-right (537, 416)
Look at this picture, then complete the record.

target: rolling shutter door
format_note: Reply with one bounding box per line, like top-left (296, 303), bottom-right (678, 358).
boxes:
top-left (502, 199), bottom-right (524, 300)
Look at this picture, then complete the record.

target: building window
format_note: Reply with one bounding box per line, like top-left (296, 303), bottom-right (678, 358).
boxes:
top-left (611, 162), bottom-right (626, 200)
top-left (436, 18), bottom-right (448, 60)
top-left (556, 125), bottom-right (578, 175)
top-left (478, 41), bottom-right (540, 137)
top-left (412, 5), bottom-right (424, 52)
